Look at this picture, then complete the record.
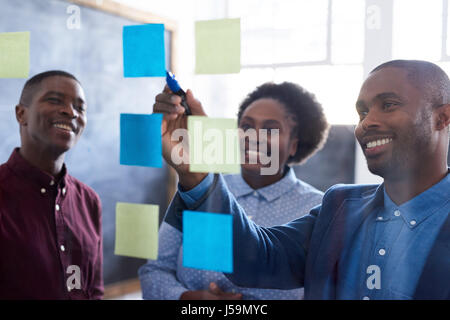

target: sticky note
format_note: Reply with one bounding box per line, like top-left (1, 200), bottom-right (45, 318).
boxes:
top-left (188, 116), bottom-right (240, 174)
top-left (123, 24), bottom-right (165, 77)
top-left (195, 18), bottom-right (240, 74)
top-left (120, 113), bottom-right (163, 167)
top-left (183, 210), bottom-right (233, 273)
top-left (115, 202), bottom-right (159, 260)
top-left (0, 31), bottom-right (30, 78)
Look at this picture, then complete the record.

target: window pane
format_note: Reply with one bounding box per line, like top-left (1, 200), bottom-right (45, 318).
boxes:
top-left (193, 68), bottom-right (276, 118)
top-left (271, 0), bottom-right (328, 63)
top-left (273, 65), bottom-right (363, 125)
top-left (229, 0), bottom-right (329, 65)
top-left (331, 0), bottom-right (365, 64)
top-left (393, 0), bottom-right (442, 61)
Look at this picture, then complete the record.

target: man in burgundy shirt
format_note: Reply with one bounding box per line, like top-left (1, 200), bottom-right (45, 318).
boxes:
top-left (0, 71), bottom-right (103, 299)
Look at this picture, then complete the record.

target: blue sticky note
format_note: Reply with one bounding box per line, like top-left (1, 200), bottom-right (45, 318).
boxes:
top-left (183, 210), bottom-right (233, 273)
top-left (123, 24), bottom-right (165, 77)
top-left (120, 113), bottom-right (163, 167)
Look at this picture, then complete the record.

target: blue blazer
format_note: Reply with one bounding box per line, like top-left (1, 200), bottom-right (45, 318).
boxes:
top-left (164, 174), bottom-right (450, 300)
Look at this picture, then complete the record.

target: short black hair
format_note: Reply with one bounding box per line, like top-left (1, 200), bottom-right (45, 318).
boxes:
top-left (371, 60), bottom-right (450, 108)
top-left (237, 82), bottom-right (330, 165)
top-left (19, 70), bottom-right (81, 106)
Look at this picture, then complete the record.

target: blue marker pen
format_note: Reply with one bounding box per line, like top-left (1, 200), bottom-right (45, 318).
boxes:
top-left (166, 71), bottom-right (192, 115)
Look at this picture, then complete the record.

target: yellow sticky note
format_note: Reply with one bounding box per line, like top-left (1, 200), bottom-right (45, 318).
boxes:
top-left (188, 116), bottom-right (241, 174)
top-left (195, 18), bottom-right (240, 74)
top-left (0, 32), bottom-right (30, 78)
top-left (115, 202), bottom-right (159, 260)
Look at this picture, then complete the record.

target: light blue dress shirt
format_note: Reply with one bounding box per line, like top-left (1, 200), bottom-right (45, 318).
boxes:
top-left (139, 168), bottom-right (323, 300)
top-left (336, 174), bottom-right (450, 299)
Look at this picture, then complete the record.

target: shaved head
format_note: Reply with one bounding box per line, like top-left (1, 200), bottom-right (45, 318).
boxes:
top-left (19, 70), bottom-right (81, 107)
top-left (370, 60), bottom-right (450, 109)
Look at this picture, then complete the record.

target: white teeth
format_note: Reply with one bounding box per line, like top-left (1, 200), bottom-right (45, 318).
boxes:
top-left (366, 138), bottom-right (392, 149)
top-left (54, 123), bottom-right (72, 131)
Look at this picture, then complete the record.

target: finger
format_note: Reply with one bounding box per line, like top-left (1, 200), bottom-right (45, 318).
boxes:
top-left (208, 282), bottom-right (224, 295)
top-left (185, 89), bottom-right (207, 116)
top-left (155, 93), bottom-right (182, 106)
top-left (154, 103), bottom-right (184, 115)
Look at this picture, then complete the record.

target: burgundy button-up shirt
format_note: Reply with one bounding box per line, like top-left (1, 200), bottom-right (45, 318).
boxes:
top-left (0, 149), bottom-right (103, 299)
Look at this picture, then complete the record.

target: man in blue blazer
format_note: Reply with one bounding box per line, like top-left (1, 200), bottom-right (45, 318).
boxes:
top-left (153, 60), bottom-right (450, 299)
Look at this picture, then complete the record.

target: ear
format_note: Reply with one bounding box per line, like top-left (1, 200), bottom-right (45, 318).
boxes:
top-left (15, 104), bottom-right (28, 126)
top-left (435, 104), bottom-right (450, 130)
top-left (289, 137), bottom-right (299, 157)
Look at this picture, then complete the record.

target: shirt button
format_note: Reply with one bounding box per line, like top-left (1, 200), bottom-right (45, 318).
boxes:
top-left (377, 216), bottom-right (383, 221)
top-left (362, 296), bottom-right (370, 300)
top-left (62, 188), bottom-right (66, 196)
top-left (410, 220), bottom-right (417, 226)
top-left (394, 210), bottom-right (401, 217)
top-left (60, 245), bottom-right (65, 252)
top-left (378, 248), bottom-right (386, 256)
top-left (40, 188), bottom-right (46, 194)
top-left (50, 180), bottom-right (55, 186)
top-left (55, 204), bottom-right (60, 211)
top-left (253, 191), bottom-right (258, 196)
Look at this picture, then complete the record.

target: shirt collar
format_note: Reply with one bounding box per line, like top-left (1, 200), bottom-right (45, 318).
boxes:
top-left (382, 169), bottom-right (450, 228)
top-left (6, 148), bottom-right (68, 189)
top-left (226, 167), bottom-right (298, 202)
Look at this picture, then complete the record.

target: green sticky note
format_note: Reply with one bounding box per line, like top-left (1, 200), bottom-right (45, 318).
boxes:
top-left (195, 18), bottom-right (240, 74)
top-left (0, 32), bottom-right (30, 78)
top-left (188, 116), bottom-right (240, 174)
top-left (115, 202), bottom-right (159, 260)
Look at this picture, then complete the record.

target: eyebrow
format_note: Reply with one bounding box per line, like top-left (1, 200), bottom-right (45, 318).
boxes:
top-left (239, 116), bottom-right (254, 124)
top-left (240, 116), bottom-right (282, 127)
top-left (356, 92), bottom-right (403, 109)
top-left (43, 91), bottom-right (86, 105)
top-left (374, 92), bottom-right (402, 101)
top-left (262, 119), bottom-right (282, 127)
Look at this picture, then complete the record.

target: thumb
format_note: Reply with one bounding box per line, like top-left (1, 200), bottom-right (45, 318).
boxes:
top-left (185, 89), bottom-right (207, 116)
top-left (208, 282), bottom-right (223, 295)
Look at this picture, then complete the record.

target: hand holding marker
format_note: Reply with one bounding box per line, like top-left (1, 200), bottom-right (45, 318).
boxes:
top-left (166, 71), bottom-right (192, 115)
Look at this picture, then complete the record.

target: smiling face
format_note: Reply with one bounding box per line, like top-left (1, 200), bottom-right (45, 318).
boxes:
top-left (354, 67), bottom-right (437, 179)
top-left (17, 75), bottom-right (87, 154)
top-left (238, 98), bottom-right (298, 176)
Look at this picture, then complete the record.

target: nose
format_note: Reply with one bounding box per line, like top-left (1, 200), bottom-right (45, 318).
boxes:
top-left (59, 103), bottom-right (78, 118)
top-left (360, 108), bottom-right (381, 132)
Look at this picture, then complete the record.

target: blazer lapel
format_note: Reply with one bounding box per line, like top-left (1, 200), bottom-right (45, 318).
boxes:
top-left (413, 213), bottom-right (450, 300)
